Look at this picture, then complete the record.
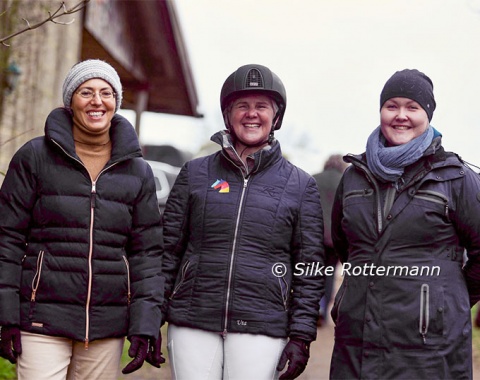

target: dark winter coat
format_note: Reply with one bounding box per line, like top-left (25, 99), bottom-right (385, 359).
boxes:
top-left (330, 142), bottom-right (480, 379)
top-left (162, 131), bottom-right (324, 342)
top-left (313, 168), bottom-right (344, 248)
top-left (0, 108), bottom-right (164, 344)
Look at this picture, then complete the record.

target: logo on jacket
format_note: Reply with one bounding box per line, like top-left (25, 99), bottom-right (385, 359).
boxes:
top-left (211, 179), bottom-right (229, 193)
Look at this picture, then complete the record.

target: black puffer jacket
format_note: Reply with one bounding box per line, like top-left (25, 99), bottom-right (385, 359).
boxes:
top-left (162, 131), bottom-right (324, 342)
top-left (0, 108), bottom-right (164, 344)
top-left (330, 143), bottom-right (480, 379)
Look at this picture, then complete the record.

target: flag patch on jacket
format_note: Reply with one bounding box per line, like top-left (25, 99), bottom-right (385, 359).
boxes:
top-left (211, 179), bottom-right (229, 193)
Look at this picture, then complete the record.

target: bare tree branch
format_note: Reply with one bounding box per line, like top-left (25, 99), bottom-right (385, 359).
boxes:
top-left (1, 0), bottom-right (90, 47)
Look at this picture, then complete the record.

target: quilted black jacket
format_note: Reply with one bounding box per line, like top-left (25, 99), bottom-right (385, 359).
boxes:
top-left (162, 131), bottom-right (324, 342)
top-left (0, 108), bottom-right (164, 344)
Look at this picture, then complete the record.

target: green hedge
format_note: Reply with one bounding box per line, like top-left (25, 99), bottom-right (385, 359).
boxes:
top-left (0, 359), bottom-right (15, 380)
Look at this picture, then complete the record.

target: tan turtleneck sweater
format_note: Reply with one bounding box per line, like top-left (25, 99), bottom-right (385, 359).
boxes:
top-left (72, 124), bottom-right (112, 181)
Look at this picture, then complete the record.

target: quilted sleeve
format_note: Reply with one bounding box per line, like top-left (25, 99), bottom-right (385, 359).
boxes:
top-left (162, 162), bottom-right (191, 305)
top-left (288, 174), bottom-right (325, 342)
top-left (0, 142), bottom-right (38, 325)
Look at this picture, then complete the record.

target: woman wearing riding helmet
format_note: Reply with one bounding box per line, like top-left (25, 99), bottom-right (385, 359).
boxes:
top-left (161, 64), bottom-right (325, 379)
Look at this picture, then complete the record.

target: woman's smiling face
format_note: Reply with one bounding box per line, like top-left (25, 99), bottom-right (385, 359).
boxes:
top-left (228, 94), bottom-right (276, 150)
top-left (380, 97), bottom-right (429, 146)
top-left (70, 78), bottom-right (116, 136)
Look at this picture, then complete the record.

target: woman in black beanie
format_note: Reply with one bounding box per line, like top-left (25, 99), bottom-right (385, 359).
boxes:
top-left (329, 68), bottom-right (480, 379)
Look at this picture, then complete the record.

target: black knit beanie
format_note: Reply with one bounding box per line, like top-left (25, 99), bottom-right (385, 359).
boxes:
top-left (380, 69), bottom-right (436, 121)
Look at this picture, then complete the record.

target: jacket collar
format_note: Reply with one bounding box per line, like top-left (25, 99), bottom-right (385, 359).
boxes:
top-left (211, 130), bottom-right (282, 176)
top-left (45, 107), bottom-right (142, 163)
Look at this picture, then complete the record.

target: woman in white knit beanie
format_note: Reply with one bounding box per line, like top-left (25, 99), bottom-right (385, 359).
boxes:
top-left (0, 59), bottom-right (165, 379)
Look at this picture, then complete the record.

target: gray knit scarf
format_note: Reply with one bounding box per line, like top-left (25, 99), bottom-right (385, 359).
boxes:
top-left (366, 125), bottom-right (434, 182)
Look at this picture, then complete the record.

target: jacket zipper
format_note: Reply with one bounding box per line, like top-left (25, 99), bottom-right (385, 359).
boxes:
top-left (170, 260), bottom-right (191, 299)
top-left (52, 139), bottom-right (119, 350)
top-left (122, 256), bottom-right (131, 305)
top-left (29, 250), bottom-right (45, 320)
top-left (30, 250), bottom-right (45, 302)
top-left (346, 157), bottom-right (383, 233)
top-left (414, 190), bottom-right (450, 221)
top-left (223, 177), bottom-right (249, 339)
top-left (84, 182), bottom-right (96, 349)
top-left (279, 276), bottom-right (289, 310)
top-left (419, 283), bottom-right (429, 344)
top-left (84, 165), bottom-right (117, 349)
top-left (383, 184), bottom-right (396, 217)
top-left (343, 189), bottom-right (373, 201)
top-left (332, 277), bottom-right (348, 324)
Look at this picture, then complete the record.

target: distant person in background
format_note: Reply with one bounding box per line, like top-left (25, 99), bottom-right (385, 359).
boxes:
top-left (312, 154), bottom-right (348, 326)
top-left (161, 63), bottom-right (324, 379)
top-left (330, 68), bottom-right (480, 379)
top-left (0, 59), bottom-right (164, 379)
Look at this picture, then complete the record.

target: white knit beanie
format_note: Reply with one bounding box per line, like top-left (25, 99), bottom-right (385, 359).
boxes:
top-left (62, 59), bottom-right (123, 112)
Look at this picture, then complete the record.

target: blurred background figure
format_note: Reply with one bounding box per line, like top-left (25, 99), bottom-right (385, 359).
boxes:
top-left (312, 154), bottom-right (349, 326)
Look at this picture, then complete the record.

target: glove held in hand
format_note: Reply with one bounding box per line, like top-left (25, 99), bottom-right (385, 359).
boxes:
top-left (122, 333), bottom-right (166, 374)
top-left (122, 335), bottom-right (150, 374)
top-left (146, 332), bottom-right (166, 368)
top-left (0, 326), bottom-right (22, 364)
top-left (276, 338), bottom-right (310, 380)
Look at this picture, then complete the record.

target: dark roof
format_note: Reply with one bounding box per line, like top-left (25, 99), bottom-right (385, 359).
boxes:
top-left (81, 0), bottom-right (200, 118)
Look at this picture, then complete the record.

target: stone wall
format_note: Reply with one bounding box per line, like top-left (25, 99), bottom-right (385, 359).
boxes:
top-left (0, 0), bottom-right (82, 183)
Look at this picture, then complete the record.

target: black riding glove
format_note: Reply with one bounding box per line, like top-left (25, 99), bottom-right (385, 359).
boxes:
top-left (122, 335), bottom-right (150, 374)
top-left (146, 331), bottom-right (166, 368)
top-left (0, 326), bottom-right (22, 364)
top-left (276, 338), bottom-right (310, 379)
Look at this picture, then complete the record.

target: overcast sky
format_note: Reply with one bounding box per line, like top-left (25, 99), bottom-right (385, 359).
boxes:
top-left (120, 0), bottom-right (480, 174)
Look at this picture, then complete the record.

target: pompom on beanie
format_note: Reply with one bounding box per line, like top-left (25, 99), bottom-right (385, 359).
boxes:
top-left (62, 59), bottom-right (122, 112)
top-left (380, 69), bottom-right (436, 121)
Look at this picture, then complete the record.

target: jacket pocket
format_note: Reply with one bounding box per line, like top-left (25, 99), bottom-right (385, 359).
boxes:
top-left (413, 190), bottom-right (450, 222)
top-left (170, 260), bottom-right (191, 300)
top-left (344, 189), bottom-right (373, 202)
top-left (29, 250), bottom-right (45, 319)
top-left (418, 283), bottom-right (444, 345)
top-left (419, 283), bottom-right (430, 344)
top-left (278, 276), bottom-right (289, 311)
top-left (122, 256), bottom-right (131, 305)
top-left (30, 250), bottom-right (45, 302)
top-left (331, 278), bottom-right (347, 324)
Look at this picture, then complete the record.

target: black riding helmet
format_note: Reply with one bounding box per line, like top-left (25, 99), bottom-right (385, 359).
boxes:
top-left (220, 64), bottom-right (287, 131)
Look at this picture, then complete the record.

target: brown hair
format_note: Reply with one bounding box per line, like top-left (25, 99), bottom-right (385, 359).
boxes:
top-left (324, 154), bottom-right (349, 173)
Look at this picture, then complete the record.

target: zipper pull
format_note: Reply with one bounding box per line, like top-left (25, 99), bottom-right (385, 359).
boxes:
top-left (91, 183), bottom-right (96, 208)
